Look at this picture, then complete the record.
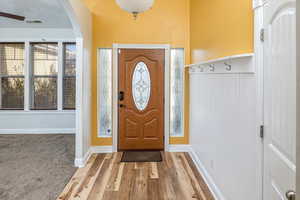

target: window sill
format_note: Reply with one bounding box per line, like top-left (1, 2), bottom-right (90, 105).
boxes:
top-left (0, 110), bottom-right (76, 114)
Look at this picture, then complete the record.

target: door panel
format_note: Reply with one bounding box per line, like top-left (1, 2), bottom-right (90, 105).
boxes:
top-left (118, 49), bottom-right (165, 150)
top-left (263, 0), bottom-right (296, 199)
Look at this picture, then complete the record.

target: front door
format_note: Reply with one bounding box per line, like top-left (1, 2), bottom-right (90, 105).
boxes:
top-left (263, 0), bottom-right (296, 199)
top-left (118, 49), bottom-right (165, 150)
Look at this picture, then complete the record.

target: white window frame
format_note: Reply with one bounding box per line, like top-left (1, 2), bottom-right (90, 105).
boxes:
top-left (62, 43), bottom-right (77, 110)
top-left (0, 43), bottom-right (26, 110)
top-left (30, 42), bottom-right (59, 110)
top-left (0, 39), bottom-right (76, 113)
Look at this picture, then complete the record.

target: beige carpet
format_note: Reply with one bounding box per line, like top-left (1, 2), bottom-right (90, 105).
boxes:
top-left (0, 134), bottom-right (76, 200)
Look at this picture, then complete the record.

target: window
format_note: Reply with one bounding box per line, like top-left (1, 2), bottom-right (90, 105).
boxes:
top-left (170, 48), bottom-right (184, 137)
top-left (0, 42), bottom-right (76, 111)
top-left (98, 49), bottom-right (112, 137)
top-left (0, 43), bottom-right (25, 110)
top-left (96, 48), bottom-right (184, 138)
top-left (63, 43), bottom-right (76, 109)
top-left (31, 43), bottom-right (58, 110)
top-left (132, 62), bottom-right (151, 111)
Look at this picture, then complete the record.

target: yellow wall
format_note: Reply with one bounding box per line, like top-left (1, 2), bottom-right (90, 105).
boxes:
top-left (83, 0), bottom-right (253, 146)
top-left (83, 0), bottom-right (191, 146)
top-left (190, 0), bottom-right (254, 63)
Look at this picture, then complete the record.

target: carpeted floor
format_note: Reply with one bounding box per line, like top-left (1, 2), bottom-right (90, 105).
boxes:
top-left (0, 134), bottom-right (77, 200)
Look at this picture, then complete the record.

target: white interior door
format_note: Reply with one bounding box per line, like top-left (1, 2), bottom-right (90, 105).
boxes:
top-left (263, 0), bottom-right (296, 199)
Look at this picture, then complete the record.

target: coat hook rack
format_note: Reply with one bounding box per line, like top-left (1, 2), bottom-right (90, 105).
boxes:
top-left (224, 62), bottom-right (232, 71)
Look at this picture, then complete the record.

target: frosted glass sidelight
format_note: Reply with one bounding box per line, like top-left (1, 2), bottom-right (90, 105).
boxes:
top-left (132, 62), bottom-right (151, 111)
top-left (98, 49), bottom-right (112, 137)
top-left (170, 49), bottom-right (184, 137)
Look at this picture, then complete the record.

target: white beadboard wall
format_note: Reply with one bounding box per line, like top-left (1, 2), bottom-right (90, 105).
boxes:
top-left (189, 58), bottom-right (261, 200)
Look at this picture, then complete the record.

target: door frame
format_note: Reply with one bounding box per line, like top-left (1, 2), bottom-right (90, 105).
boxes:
top-left (112, 44), bottom-right (171, 152)
top-left (253, 1), bottom-right (264, 199)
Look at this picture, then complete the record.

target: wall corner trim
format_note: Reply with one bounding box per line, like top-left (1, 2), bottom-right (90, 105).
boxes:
top-left (74, 148), bottom-right (92, 168)
top-left (188, 149), bottom-right (226, 200)
top-left (253, 0), bottom-right (265, 10)
top-left (74, 146), bottom-right (113, 167)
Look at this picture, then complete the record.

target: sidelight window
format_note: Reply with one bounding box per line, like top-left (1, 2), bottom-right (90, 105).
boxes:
top-left (97, 48), bottom-right (185, 138)
top-left (98, 49), bottom-right (112, 137)
top-left (170, 48), bottom-right (184, 137)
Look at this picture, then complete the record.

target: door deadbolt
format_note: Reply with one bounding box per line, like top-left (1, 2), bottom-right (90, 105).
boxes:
top-left (119, 104), bottom-right (126, 108)
top-left (119, 91), bottom-right (124, 101)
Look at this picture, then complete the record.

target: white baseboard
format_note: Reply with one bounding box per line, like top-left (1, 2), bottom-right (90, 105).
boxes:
top-left (88, 145), bottom-right (191, 154)
top-left (74, 146), bottom-right (113, 167)
top-left (168, 144), bottom-right (192, 152)
top-left (188, 148), bottom-right (226, 200)
top-left (90, 146), bottom-right (113, 153)
top-left (0, 128), bottom-right (76, 134)
top-left (74, 148), bottom-right (92, 168)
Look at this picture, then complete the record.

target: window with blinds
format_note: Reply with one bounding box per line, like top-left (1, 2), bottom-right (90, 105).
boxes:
top-left (0, 43), bottom-right (25, 110)
top-left (31, 43), bottom-right (58, 110)
top-left (63, 43), bottom-right (76, 110)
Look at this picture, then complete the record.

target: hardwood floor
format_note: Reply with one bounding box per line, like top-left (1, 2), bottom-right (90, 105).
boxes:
top-left (57, 152), bottom-right (214, 200)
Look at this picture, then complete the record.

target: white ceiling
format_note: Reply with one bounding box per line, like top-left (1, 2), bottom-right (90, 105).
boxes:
top-left (0, 0), bottom-right (72, 28)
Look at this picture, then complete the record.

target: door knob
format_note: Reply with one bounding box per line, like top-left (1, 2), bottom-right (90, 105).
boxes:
top-left (286, 190), bottom-right (296, 200)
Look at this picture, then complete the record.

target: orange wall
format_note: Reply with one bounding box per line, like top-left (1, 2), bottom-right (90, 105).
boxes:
top-left (83, 0), bottom-right (191, 146)
top-left (190, 0), bottom-right (254, 62)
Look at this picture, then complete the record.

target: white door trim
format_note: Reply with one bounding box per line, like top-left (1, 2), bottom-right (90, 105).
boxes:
top-left (253, 2), bottom-right (264, 200)
top-left (112, 44), bottom-right (171, 152)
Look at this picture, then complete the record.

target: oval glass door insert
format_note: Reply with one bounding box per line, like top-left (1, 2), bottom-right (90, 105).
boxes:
top-left (132, 62), bottom-right (151, 111)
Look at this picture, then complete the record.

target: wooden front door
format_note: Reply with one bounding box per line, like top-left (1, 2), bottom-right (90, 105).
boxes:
top-left (118, 49), bottom-right (165, 150)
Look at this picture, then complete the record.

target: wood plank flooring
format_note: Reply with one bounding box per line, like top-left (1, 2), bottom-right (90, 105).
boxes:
top-left (57, 152), bottom-right (214, 200)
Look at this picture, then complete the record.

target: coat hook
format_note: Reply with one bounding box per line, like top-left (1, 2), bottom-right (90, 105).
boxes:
top-left (196, 65), bottom-right (204, 72)
top-left (224, 62), bottom-right (232, 71)
top-left (200, 65), bottom-right (204, 72)
top-left (209, 64), bottom-right (215, 72)
top-left (190, 66), bottom-right (196, 73)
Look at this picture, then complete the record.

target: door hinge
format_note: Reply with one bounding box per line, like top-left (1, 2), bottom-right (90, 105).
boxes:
top-left (260, 28), bottom-right (265, 42)
top-left (260, 125), bottom-right (264, 139)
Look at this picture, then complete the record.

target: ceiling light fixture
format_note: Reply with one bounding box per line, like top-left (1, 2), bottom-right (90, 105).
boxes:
top-left (116, 0), bottom-right (154, 20)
